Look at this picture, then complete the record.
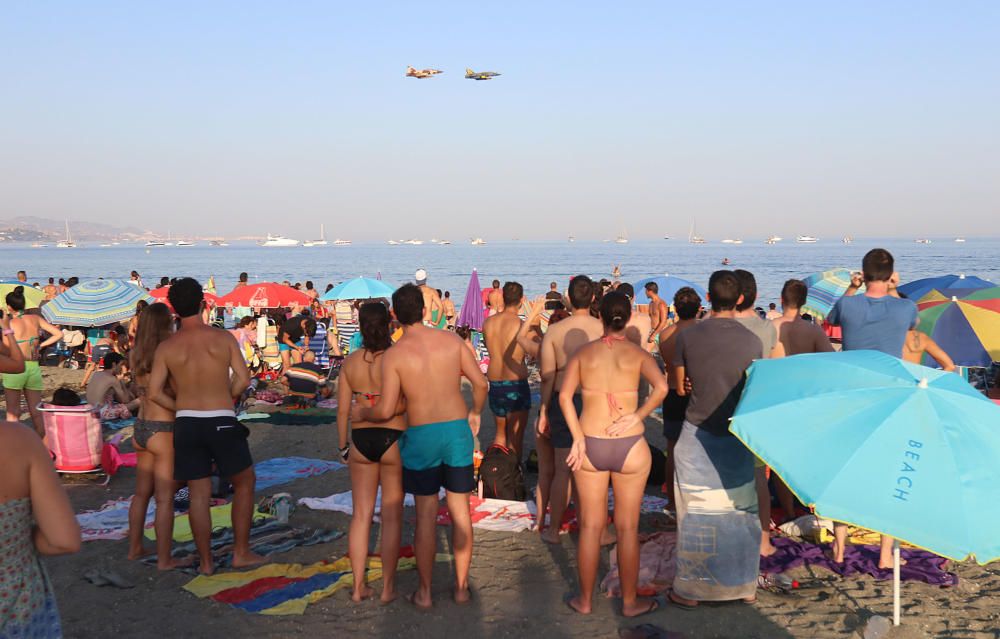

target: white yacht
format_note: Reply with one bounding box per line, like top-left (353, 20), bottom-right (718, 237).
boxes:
top-left (471, 237), bottom-right (487, 246)
top-left (56, 221), bottom-right (76, 248)
top-left (387, 240), bottom-right (401, 245)
top-left (766, 235), bottom-right (782, 244)
top-left (438, 240), bottom-right (452, 245)
top-left (145, 240), bottom-right (165, 247)
top-left (721, 238), bottom-right (742, 245)
top-left (663, 235), bottom-right (671, 240)
top-left (842, 236), bottom-right (853, 244)
top-left (176, 240), bottom-right (196, 247)
top-left (209, 240), bottom-right (229, 247)
top-left (796, 235), bottom-right (818, 243)
top-left (259, 234), bottom-right (300, 247)
top-left (303, 224), bottom-right (329, 247)
top-left (333, 238), bottom-right (351, 246)
top-left (915, 238), bottom-right (932, 244)
top-left (30, 243), bottom-right (48, 248)
top-left (955, 237), bottom-right (966, 243)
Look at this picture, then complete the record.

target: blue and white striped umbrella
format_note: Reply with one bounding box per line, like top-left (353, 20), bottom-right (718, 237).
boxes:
top-left (42, 279), bottom-right (155, 327)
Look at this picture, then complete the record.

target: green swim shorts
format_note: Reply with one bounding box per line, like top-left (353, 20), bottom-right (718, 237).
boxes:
top-left (2, 360), bottom-right (44, 391)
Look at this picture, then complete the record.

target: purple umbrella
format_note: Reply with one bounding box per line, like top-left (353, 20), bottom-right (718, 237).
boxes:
top-left (456, 269), bottom-right (485, 330)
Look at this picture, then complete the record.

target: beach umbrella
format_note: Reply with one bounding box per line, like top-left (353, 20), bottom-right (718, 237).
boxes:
top-left (915, 288), bottom-right (1000, 367)
top-left (41, 279), bottom-right (155, 327)
top-left (217, 282), bottom-right (311, 310)
top-left (320, 277), bottom-right (394, 302)
top-left (730, 350), bottom-right (1000, 626)
top-left (800, 268), bottom-right (864, 321)
top-left (0, 281), bottom-right (45, 309)
top-left (148, 287), bottom-right (220, 308)
top-left (457, 269), bottom-right (485, 331)
top-left (898, 274), bottom-right (993, 303)
top-left (632, 275), bottom-right (706, 306)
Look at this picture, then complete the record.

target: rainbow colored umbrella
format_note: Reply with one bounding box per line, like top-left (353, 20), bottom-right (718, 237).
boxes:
top-left (42, 279), bottom-right (155, 327)
top-left (0, 281), bottom-right (45, 309)
top-left (800, 268), bottom-right (864, 321)
top-left (898, 274), bottom-right (993, 303)
top-left (916, 288), bottom-right (1000, 367)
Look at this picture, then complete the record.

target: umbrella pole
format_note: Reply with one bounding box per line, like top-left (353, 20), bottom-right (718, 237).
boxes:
top-left (893, 539), bottom-right (901, 626)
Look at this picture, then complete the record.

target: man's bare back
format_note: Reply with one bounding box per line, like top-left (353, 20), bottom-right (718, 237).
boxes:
top-left (419, 286), bottom-right (443, 324)
top-left (543, 314), bottom-right (604, 391)
top-left (487, 289), bottom-right (504, 314)
top-left (483, 310), bottom-right (529, 381)
top-left (153, 324), bottom-right (248, 411)
top-left (772, 316), bottom-right (833, 356)
top-left (625, 312), bottom-right (654, 353)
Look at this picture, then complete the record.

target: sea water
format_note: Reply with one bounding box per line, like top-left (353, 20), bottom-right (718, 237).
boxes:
top-left (6, 238), bottom-right (999, 307)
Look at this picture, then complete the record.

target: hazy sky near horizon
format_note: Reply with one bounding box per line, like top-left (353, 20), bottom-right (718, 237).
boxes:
top-left (3, 2), bottom-right (998, 240)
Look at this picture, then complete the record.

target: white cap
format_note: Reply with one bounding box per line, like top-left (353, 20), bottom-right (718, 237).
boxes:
top-left (415, 268), bottom-right (427, 283)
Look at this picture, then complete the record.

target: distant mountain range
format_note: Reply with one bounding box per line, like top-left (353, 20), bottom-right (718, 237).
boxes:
top-left (0, 216), bottom-right (148, 242)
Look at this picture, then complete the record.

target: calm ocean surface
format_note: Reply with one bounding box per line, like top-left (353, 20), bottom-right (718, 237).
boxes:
top-left (6, 239), bottom-right (1000, 307)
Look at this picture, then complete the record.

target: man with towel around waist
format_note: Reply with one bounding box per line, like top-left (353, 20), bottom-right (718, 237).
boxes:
top-left (354, 283), bottom-right (488, 609)
top-left (149, 277), bottom-right (264, 575)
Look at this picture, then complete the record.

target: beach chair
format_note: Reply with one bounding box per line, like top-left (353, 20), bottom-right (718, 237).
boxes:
top-left (309, 320), bottom-right (331, 369)
top-left (260, 319), bottom-right (282, 373)
top-left (38, 403), bottom-right (103, 473)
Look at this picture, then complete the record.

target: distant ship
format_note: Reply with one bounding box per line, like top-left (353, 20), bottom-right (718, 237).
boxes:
top-left (721, 238), bottom-right (743, 245)
top-left (56, 221), bottom-right (76, 248)
top-left (387, 240), bottom-right (401, 245)
top-left (796, 236), bottom-right (818, 243)
top-left (766, 235), bottom-right (782, 244)
top-left (30, 243), bottom-right (48, 248)
top-left (471, 237), bottom-right (487, 246)
top-left (303, 224), bottom-right (329, 247)
top-left (333, 238), bottom-right (352, 246)
top-left (176, 240), bottom-right (196, 247)
top-left (915, 238), bottom-right (932, 244)
top-left (209, 240), bottom-right (229, 247)
top-left (404, 239), bottom-right (424, 245)
top-left (688, 221), bottom-right (706, 244)
top-left (568, 235), bottom-right (576, 243)
top-left (842, 236), bottom-right (853, 244)
top-left (145, 240), bottom-right (165, 247)
top-left (663, 235), bottom-right (671, 240)
top-left (615, 230), bottom-right (629, 244)
top-left (437, 240), bottom-right (452, 245)
top-left (955, 237), bottom-right (966, 243)
top-left (259, 234), bottom-right (300, 247)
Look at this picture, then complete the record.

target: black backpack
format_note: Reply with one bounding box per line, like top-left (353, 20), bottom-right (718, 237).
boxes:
top-left (478, 444), bottom-right (527, 501)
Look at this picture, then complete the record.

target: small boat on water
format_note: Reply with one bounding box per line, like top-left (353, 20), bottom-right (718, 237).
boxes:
top-left (915, 238), bottom-right (932, 244)
top-left (387, 240), bottom-right (401, 245)
top-left (843, 236), bottom-right (853, 244)
top-left (56, 221), bottom-right (76, 248)
top-left (333, 238), bottom-right (351, 246)
top-left (145, 240), bottom-right (165, 247)
top-left (796, 235), bottom-right (818, 243)
top-left (721, 238), bottom-right (742, 245)
top-left (955, 237), bottom-right (966, 243)
top-left (404, 239), bottom-right (425, 245)
top-left (766, 235), bottom-right (782, 244)
top-left (663, 235), bottom-right (671, 240)
top-left (688, 221), bottom-right (706, 244)
top-left (259, 234), bottom-right (300, 247)
top-left (438, 240), bottom-right (452, 245)
top-left (615, 230), bottom-right (629, 244)
top-left (209, 240), bottom-right (228, 247)
top-left (471, 237), bottom-right (487, 246)
top-left (176, 240), bottom-right (196, 247)
top-left (30, 243), bottom-right (48, 248)
top-left (568, 235), bottom-right (576, 243)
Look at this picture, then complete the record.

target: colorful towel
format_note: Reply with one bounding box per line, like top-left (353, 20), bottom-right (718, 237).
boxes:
top-left (435, 496), bottom-right (537, 532)
top-left (601, 532), bottom-right (678, 597)
top-left (143, 520), bottom-right (343, 573)
top-left (77, 497), bottom-right (154, 541)
top-left (255, 457), bottom-right (344, 490)
top-left (144, 502), bottom-right (271, 542)
top-left (183, 549), bottom-right (450, 615)
top-left (102, 417), bottom-right (136, 431)
top-left (759, 537), bottom-right (958, 585)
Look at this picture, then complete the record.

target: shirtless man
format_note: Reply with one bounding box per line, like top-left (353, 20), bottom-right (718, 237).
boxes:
top-left (617, 284), bottom-right (655, 354)
top-left (415, 269), bottom-right (445, 327)
top-left (148, 278), bottom-right (263, 575)
top-left (482, 282), bottom-right (531, 458)
top-left (537, 275), bottom-right (604, 544)
top-left (85, 353), bottom-right (139, 414)
top-left (771, 279), bottom-right (834, 358)
top-left (487, 280), bottom-right (504, 316)
top-left (43, 278), bottom-right (58, 301)
top-left (644, 282), bottom-right (669, 344)
top-left (656, 286), bottom-right (701, 512)
top-left (353, 284), bottom-right (487, 609)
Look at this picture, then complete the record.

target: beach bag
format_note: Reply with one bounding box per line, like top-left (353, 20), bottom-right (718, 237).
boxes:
top-left (479, 444), bottom-right (526, 501)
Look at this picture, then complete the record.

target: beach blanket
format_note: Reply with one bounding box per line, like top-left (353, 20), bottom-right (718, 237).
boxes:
top-left (77, 497), bottom-right (155, 542)
top-left (144, 502), bottom-right (271, 542)
top-left (183, 549), bottom-right (450, 615)
top-left (759, 537), bottom-right (958, 586)
top-left (435, 496), bottom-right (537, 532)
top-left (601, 532), bottom-right (678, 598)
top-left (255, 457), bottom-right (344, 490)
top-left (298, 488), bottom-right (445, 519)
top-left (143, 520), bottom-right (343, 573)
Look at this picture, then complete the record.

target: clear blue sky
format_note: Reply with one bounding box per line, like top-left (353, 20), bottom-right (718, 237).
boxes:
top-left (2, 1), bottom-right (998, 240)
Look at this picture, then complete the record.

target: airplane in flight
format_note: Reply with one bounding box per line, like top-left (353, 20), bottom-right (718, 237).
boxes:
top-left (406, 66), bottom-right (443, 79)
top-left (465, 68), bottom-right (501, 80)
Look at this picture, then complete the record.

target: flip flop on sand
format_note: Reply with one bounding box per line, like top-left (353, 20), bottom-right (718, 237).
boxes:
top-left (666, 591), bottom-right (697, 611)
top-left (99, 569), bottom-right (135, 589)
top-left (82, 569), bottom-right (109, 587)
top-left (623, 598), bottom-right (660, 618)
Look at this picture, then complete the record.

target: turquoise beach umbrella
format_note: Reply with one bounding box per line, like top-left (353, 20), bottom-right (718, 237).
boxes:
top-left (41, 279), bottom-right (154, 327)
top-left (731, 351), bottom-right (1000, 624)
top-left (320, 277), bottom-right (394, 302)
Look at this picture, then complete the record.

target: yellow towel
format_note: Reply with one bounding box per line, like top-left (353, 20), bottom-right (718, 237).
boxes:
top-left (145, 502), bottom-right (271, 542)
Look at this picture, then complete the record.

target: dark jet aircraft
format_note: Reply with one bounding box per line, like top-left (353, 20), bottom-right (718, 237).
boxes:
top-left (465, 68), bottom-right (501, 80)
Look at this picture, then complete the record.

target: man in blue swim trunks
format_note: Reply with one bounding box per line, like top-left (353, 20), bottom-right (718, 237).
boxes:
top-left (354, 283), bottom-right (488, 609)
top-left (482, 281), bottom-right (532, 459)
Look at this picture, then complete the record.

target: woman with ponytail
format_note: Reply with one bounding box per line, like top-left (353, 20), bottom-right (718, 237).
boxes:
top-left (3, 287), bottom-right (63, 436)
top-left (560, 291), bottom-right (667, 618)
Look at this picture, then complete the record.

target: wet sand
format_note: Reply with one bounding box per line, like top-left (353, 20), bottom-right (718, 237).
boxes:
top-left (7, 366), bottom-right (997, 639)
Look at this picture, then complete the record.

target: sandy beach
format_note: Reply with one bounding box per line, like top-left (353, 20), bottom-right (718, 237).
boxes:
top-left (7, 366), bottom-right (997, 639)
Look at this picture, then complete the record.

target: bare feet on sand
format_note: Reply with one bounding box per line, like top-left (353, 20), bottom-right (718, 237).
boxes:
top-left (622, 597), bottom-right (659, 618)
top-left (158, 555), bottom-right (195, 571)
top-left (760, 538), bottom-right (778, 557)
top-left (879, 557), bottom-right (907, 570)
top-left (232, 550), bottom-right (267, 569)
top-left (126, 545), bottom-right (152, 561)
top-left (540, 527), bottom-right (562, 544)
top-left (566, 596), bottom-right (591, 615)
top-left (453, 585), bottom-right (471, 605)
top-left (407, 590), bottom-right (433, 611)
top-left (198, 560), bottom-right (216, 576)
top-left (351, 585), bottom-right (375, 603)
top-left (380, 589), bottom-right (398, 605)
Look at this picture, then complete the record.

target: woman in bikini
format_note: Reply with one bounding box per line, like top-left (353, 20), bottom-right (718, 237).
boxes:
top-left (126, 303), bottom-right (187, 569)
top-left (337, 302), bottom-right (406, 604)
top-left (561, 291), bottom-right (667, 617)
top-left (3, 287), bottom-right (63, 436)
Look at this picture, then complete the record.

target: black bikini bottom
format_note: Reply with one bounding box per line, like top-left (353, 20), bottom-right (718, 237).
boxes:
top-left (352, 427), bottom-right (404, 463)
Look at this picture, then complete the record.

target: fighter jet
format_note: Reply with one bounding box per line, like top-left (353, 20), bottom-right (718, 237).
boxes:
top-left (406, 66), bottom-right (443, 79)
top-left (465, 68), bottom-right (501, 80)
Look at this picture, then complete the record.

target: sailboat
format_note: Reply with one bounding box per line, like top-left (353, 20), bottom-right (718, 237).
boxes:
top-left (303, 224), bottom-right (329, 247)
top-left (56, 221), bottom-right (76, 248)
top-left (615, 230), bottom-right (629, 244)
top-left (688, 221), bottom-right (706, 244)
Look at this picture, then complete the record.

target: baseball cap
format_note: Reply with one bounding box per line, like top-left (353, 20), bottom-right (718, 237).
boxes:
top-left (415, 268), bottom-right (427, 283)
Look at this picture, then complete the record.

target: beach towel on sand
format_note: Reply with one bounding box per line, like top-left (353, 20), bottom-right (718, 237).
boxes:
top-left (254, 457), bottom-right (344, 490)
top-left (144, 502), bottom-right (271, 542)
top-left (183, 549), bottom-right (450, 615)
top-left (601, 532), bottom-right (678, 598)
top-left (77, 497), bottom-right (157, 541)
top-left (297, 488), bottom-right (444, 517)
